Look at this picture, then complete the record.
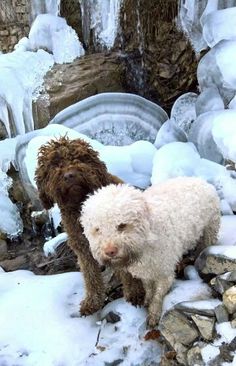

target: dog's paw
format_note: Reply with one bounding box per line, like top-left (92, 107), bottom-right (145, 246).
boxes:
top-left (146, 310), bottom-right (161, 329)
top-left (80, 297), bottom-right (104, 316)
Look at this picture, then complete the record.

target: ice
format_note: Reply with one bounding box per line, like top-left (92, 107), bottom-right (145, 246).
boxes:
top-left (217, 216), bottom-right (236, 246)
top-left (44, 232), bottom-right (68, 256)
top-left (0, 270), bottom-right (162, 365)
top-left (188, 111), bottom-right (223, 163)
top-left (195, 87), bottom-right (224, 116)
top-left (206, 245), bottom-right (236, 259)
top-left (212, 109), bottom-right (236, 162)
top-left (229, 95), bottom-right (236, 109)
top-left (0, 137), bottom-right (17, 172)
top-left (0, 50), bottom-right (54, 137)
top-left (31, 0), bottom-right (60, 21)
top-left (50, 92), bottom-right (168, 146)
top-left (197, 40), bottom-right (236, 103)
top-left (151, 142), bottom-right (236, 210)
top-left (98, 141), bottom-right (156, 189)
top-left (170, 92), bottom-right (198, 134)
top-left (151, 142), bottom-right (200, 184)
top-left (18, 14), bottom-right (85, 64)
top-left (79, 0), bottom-right (123, 49)
top-left (177, 0), bottom-right (208, 53)
top-left (0, 170), bottom-right (23, 238)
top-left (154, 118), bottom-right (187, 149)
top-left (202, 8), bottom-right (236, 48)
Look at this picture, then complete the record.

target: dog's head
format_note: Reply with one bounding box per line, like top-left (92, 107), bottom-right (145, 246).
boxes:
top-left (80, 184), bottom-right (151, 267)
top-left (35, 136), bottom-right (110, 209)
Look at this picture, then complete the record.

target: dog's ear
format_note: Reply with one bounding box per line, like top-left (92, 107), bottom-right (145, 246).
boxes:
top-left (35, 166), bottom-right (54, 210)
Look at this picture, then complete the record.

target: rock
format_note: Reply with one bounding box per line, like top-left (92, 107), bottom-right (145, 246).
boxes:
top-left (0, 255), bottom-right (28, 271)
top-left (210, 271), bottom-right (236, 295)
top-left (174, 299), bottom-right (221, 317)
top-left (187, 345), bottom-right (204, 366)
top-left (159, 310), bottom-right (199, 365)
top-left (103, 311), bottom-right (121, 324)
top-left (223, 286), bottom-right (236, 314)
top-left (34, 52), bottom-right (126, 129)
top-left (191, 314), bottom-right (215, 341)
top-left (195, 246), bottom-right (236, 277)
top-left (0, 239), bottom-right (8, 260)
top-left (214, 304), bottom-right (229, 323)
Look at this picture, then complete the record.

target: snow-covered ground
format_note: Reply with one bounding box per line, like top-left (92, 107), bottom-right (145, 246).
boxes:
top-left (1, 0), bottom-right (236, 365)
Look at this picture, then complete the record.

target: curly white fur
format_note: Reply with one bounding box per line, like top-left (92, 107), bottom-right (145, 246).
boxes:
top-left (80, 177), bottom-right (221, 327)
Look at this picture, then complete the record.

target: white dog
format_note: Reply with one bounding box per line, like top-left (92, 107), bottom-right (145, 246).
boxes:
top-left (80, 177), bottom-right (220, 327)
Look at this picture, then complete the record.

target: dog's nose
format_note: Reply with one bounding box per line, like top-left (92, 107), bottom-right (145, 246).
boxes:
top-left (64, 171), bottom-right (76, 181)
top-left (104, 243), bottom-right (118, 257)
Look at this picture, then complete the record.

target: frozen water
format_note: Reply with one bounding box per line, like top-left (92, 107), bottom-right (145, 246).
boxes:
top-left (177, 0), bottom-right (208, 54)
top-left (44, 232), bottom-right (68, 256)
top-left (151, 142), bottom-right (200, 184)
top-left (217, 215), bottom-right (236, 246)
top-left (0, 137), bottom-right (17, 172)
top-left (188, 111), bottom-right (223, 163)
top-left (16, 14), bottom-right (85, 64)
top-left (154, 118), bottom-right (187, 149)
top-left (151, 141), bottom-right (236, 210)
top-left (79, 0), bottom-right (123, 49)
top-left (170, 92), bottom-right (198, 134)
top-left (203, 8), bottom-right (236, 48)
top-left (30, 0), bottom-right (60, 22)
top-left (50, 93), bottom-right (168, 145)
top-left (0, 170), bottom-right (23, 238)
top-left (195, 87), bottom-right (224, 116)
top-left (229, 95), bottom-right (236, 109)
top-left (197, 40), bottom-right (236, 103)
top-left (0, 50), bottom-right (54, 137)
top-left (212, 109), bottom-right (236, 162)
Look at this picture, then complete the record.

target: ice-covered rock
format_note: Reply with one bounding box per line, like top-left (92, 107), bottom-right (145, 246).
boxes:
top-left (197, 40), bottom-right (236, 104)
top-left (44, 232), bottom-right (68, 256)
top-left (50, 93), bottom-right (168, 145)
top-left (202, 8), bottom-right (236, 48)
top-left (212, 109), bottom-right (236, 163)
top-left (154, 118), bottom-right (187, 149)
top-left (188, 111), bottom-right (223, 163)
top-left (195, 87), bottom-right (224, 116)
top-left (170, 92), bottom-right (198, 134)
top-left (195, 246), bottom-right (236, 276)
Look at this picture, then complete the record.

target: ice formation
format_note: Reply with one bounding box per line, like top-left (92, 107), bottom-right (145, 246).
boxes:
top-left (195, 87), bottom-right (224, 116)
top-left (151, 141), bottom-right (236, 211)
top-left (0, 170), bottom-right (23, 238)
top-left (50, 93), bottom-right (168, 145)
top-left (202, 7), bottom-right (236, 48)
top-left (212, 110), bottom-right (236, 163)
top-left (79, 0), bottom-right (123, 49)
top-left (170, 92), bottom-right (198, 134)
top-left (31, 0), bottom-right (60, 21)
top-left (15, 14), bottom-right (85, 64)
top-left (154, 118), bottom-right (187, 149)
top-left (0, 50), bottom-right (54, 137)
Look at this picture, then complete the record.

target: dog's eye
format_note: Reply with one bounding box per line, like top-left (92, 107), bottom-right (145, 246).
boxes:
top-left (117, 223), bottom-right (127, 232)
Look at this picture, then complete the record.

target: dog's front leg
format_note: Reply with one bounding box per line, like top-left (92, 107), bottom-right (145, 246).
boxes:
top-left (116, 270), bottom-right (145, 306)
top-left (147, 274), bottom-right (174, 328)
top-left (74, 236), bottom-right (105, 316)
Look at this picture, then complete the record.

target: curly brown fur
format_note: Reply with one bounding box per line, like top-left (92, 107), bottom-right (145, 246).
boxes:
top-left (35, 136), bottom-right (144, 315)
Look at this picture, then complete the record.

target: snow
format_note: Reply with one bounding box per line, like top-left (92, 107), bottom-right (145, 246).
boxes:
top-left (0, 270), bottom-right (162, 366)
top-left (208, 245), bottom-right (236, 260)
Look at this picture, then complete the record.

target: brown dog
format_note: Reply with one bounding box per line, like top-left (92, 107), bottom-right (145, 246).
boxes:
top-left (35, 136), bottom-right (144, 315)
